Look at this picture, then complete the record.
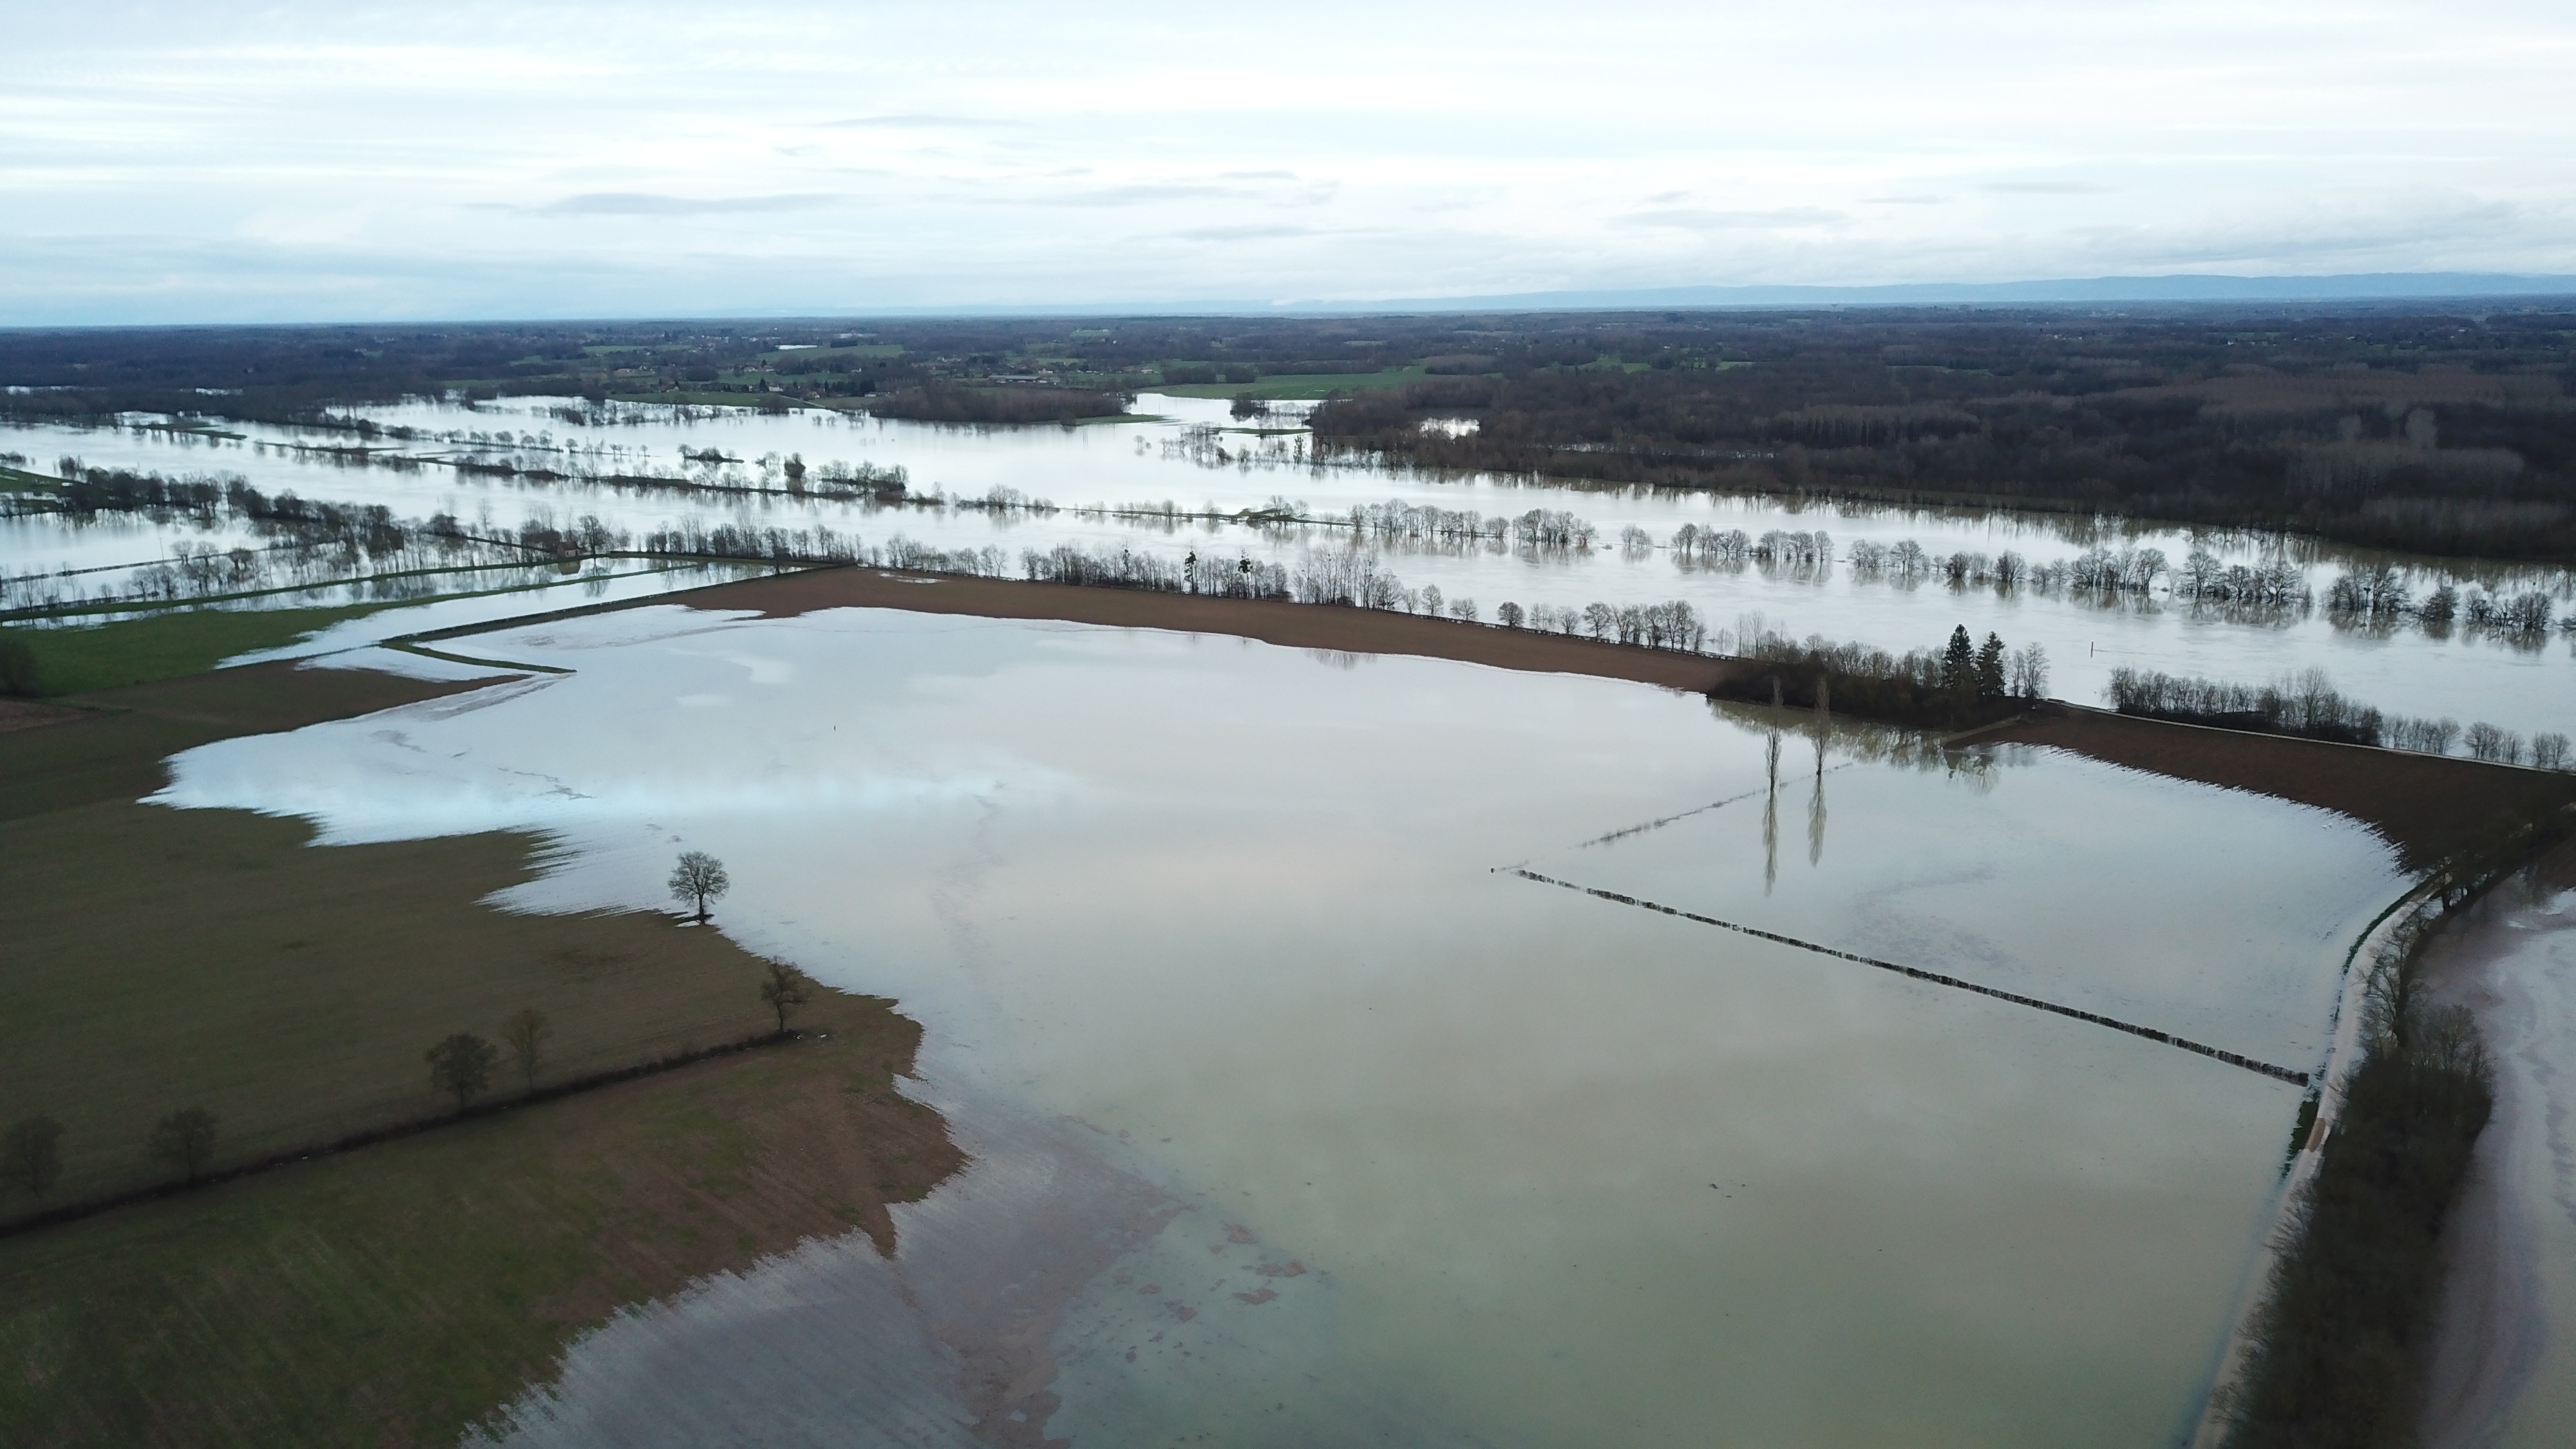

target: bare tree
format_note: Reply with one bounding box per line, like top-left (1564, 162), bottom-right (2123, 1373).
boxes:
top-left (149, 1108), bottom-right (218, 1184)
top-left (504, 1009), bottom-right (553, 1094)
top-left (761, 961), bottom-right (815, 1034)
top-left (2533, 732), bottom-right (2571, 772)
top-left (426, 1033), bottom-right (500, 1113)
top-left (669, 850), bottom-right (730, 923)
top-left (2009, 643), bottom-right (2049, 700)
top-left (3, 1115), bottom-right (64, 1198)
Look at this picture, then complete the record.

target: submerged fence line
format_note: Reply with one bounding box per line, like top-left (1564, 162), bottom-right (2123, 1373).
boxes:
top-left (1508, 867), bottom-right (2309, 1085)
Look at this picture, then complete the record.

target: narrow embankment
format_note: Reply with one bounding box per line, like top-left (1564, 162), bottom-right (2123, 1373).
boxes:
top-left (671, 565), bottom-right (1757, 694)
top-left (1986, 709), bottom-right (2569, 871)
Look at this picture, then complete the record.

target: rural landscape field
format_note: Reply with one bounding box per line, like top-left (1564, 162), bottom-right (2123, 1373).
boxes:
top-left (9, 4), bottom-right (2576, 1446)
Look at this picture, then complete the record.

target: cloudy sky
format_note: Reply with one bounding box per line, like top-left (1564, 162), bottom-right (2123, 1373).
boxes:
top-left (6, 0), bottom-right (2573, 323)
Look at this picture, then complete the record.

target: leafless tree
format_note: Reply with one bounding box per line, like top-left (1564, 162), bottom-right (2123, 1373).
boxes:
top-left (670, 850), bottom-right (730, 923)
top-left (504, 1009), bottom-right (553, 1094)
top-left (149, 1108), bottom-right (218, 1184)
top-left (761, 961), bottom-right (815, 1034)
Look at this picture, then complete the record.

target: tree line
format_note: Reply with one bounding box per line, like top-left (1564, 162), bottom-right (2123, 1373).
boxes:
top-left (1710, 623), bottom-right (2050, 730)
top-left (1297, 307), bottom-right (2576, 562)
top-left (2106, 665), bottom-right (2570, 764)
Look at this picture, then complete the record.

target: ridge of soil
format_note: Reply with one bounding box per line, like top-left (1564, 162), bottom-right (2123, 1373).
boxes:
top-left (1983, 709), bottom-right (2571, 871)
top-left (692, 566), bottom-right (1759, 694)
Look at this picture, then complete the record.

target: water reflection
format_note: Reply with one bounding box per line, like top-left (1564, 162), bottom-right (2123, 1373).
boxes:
top-left (10, 392), bottom-right (2576, 738)
top-left (151, 573), bottom-right (2412, 1444)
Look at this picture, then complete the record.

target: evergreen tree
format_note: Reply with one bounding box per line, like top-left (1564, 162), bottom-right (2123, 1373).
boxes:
top-left (1941, 626), bottom-right (1974, 692)
top-left (1976, 632), bottom-right (2007, 700)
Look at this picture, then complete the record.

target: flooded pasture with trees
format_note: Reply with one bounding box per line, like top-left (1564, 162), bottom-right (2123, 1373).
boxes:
top-left (138, 603), bottom-right (2422, 1445)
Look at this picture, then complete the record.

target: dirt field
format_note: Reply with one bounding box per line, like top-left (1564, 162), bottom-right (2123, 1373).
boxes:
top-left (0, 990), bottom-right (958, 1448)
top-left (687, 566), bottom-right (1758, 695)
top-left (1986, 709), bottom-right (2575, 870)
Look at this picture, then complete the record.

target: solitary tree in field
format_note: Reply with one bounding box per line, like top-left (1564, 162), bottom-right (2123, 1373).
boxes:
top-left (148, 1108), bottom-right (219, 1185)
top-left (504, 1009), bottom-right (553, 1094)
top-left (3, 1115), bottom-right (64, 1198)
top-left (427, 1033), bottom-right (501, 1113)
top-left (760, 961), bottom-right (815, 1034)
top-left (670, 850), bottom-right (730, 923)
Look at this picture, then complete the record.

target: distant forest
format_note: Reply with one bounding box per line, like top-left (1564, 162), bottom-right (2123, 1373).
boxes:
top-left (4, 302), bottom-right (2573, 558)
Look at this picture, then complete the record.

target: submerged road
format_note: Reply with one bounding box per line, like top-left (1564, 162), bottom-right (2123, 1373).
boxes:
top-left (1508, 867), bottom-right (2311, 1086)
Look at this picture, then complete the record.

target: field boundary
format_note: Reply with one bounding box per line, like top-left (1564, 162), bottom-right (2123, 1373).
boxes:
top-left (1508, 867), bottom-right (2311, 1084)
top-left (0, 1026), bottom-right (797, 1241)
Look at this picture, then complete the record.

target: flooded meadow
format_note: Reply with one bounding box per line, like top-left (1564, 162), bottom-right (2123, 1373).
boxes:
top-left (8, 392), bottom-right (2576, 741)
top-left (151, 602), bottom-right (2416, 1445)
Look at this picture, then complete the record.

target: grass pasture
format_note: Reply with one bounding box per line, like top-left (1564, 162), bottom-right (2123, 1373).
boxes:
top-left (0, 800), bottom-right (795, 1213)
top-left (0, 990), bottom-right (957, 1448)
top-left (0, 623), bottom-right (963, 1446)
top-left (3, 605), bottom-right (393, 697)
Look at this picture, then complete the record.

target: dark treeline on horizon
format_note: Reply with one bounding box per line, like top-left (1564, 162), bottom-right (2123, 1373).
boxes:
top-left (6, 302), bottom-right (2576, 559)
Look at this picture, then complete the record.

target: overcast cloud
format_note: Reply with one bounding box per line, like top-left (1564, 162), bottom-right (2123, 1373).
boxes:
top-left (3, 0), bottom-right (2572, 322)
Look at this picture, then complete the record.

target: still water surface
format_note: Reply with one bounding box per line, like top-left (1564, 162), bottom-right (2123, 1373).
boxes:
top-left (156, 603), bottom-right (2409, 1445)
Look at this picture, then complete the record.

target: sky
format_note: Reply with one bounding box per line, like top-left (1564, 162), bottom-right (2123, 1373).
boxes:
top-left (5, 0), bottom-right (2575, 323)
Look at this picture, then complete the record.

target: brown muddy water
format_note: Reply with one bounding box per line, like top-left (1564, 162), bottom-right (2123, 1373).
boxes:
top-left (154, 602), bottom-right (2414, 1446)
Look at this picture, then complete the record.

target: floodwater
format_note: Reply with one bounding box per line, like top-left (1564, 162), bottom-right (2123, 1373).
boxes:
top-left (154, 602), bottom-right (2413, 1446)
top-left (7, 393), bottom-right (2576, 740)
top-left (2419, 868), bottom-right (2576, 1449)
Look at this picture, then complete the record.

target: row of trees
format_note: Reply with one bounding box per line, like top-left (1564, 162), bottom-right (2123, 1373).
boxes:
top-left (1299, 309), bottom-right (2576, 562)
top-left (2105, 665), bottom-right (2570, 764)
top-left (1715, 623), bottom-right (2050, 730)
top-left (3, 1108), bottom-right (220, 1200)
top-left (2319, 562), bottom-right (2557, 634)
top-left (3, 462), bottom-right (630, 614)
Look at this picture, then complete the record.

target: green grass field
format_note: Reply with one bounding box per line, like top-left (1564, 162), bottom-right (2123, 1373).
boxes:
top-left (3, 604), bottom-right (396, 697)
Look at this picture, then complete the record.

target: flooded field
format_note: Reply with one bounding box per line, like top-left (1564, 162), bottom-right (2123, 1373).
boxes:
top-left (2419, 865), bottom-right (2576, 1449)
top-left (8, 393), bottom-right (2576, 739)
top-left (151, 603), bottom-right (2414, 1445)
